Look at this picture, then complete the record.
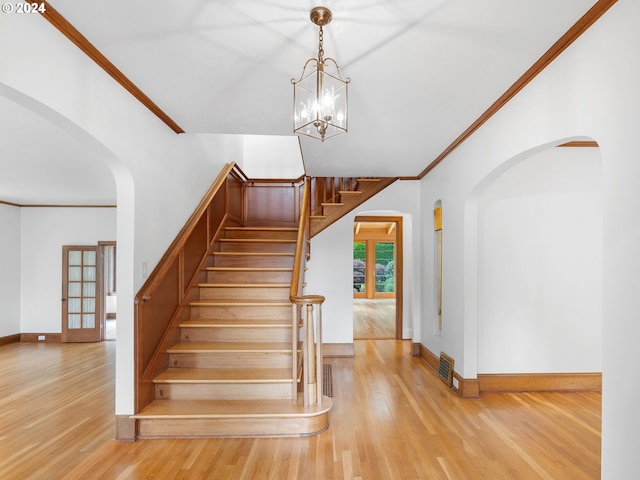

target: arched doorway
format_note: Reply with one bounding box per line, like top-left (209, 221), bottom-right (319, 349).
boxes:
top-left (466, 140), bottom-right (603, 388)
top-left (352, 215), bottom-right (403, 339)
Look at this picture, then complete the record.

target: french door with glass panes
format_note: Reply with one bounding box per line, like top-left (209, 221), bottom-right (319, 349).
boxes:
top-left (62, 246), bottom-right (102, 342)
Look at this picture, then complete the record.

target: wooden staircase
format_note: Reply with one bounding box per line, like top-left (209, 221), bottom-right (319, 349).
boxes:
top-left (132, 225), bottom-right (332, 438)
top-left (310, 177), bottom-right (397, 237)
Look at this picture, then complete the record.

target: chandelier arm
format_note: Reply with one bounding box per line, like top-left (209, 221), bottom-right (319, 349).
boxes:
top-left (291, 58), bottom-right (319, 84)
top-left (320, 58), bottom-right (352, 83)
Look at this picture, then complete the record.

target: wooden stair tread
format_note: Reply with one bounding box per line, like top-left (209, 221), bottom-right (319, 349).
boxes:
top-left (339, 190), bottom-right (363, 194)
top-left (133, 397), bottom-right (332, 419)
top-left (167, 341), bottom-right (295, 353)
top-left (357, 178), bottom-right (381, 182)
top-left (154, 368), bottom-right (294, 384)
top-left (180, 318), bottom-right (290, 328)
top-left (310, 215), bottom-right (326, 219)
top-left (320, 202), bottom-right (344, 207)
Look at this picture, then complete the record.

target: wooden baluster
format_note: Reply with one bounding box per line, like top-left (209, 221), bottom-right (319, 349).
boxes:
top-left (315, 302), bottom-right (323, 406)
top-left (305, 303), bottom-right (316, 406)
top-left (292, 304), bottom-right (299, 403)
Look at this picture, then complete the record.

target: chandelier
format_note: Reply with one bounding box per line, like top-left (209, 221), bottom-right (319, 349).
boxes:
top-left (291, 7), bottom-right (350, 142)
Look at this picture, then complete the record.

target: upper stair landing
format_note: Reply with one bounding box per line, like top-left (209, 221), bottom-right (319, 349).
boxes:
top-left (309, 177), bottom-right (397, 237)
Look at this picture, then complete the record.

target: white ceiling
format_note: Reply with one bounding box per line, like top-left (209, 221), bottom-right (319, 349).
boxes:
top-left (0, 0), bottom-right (598, 205)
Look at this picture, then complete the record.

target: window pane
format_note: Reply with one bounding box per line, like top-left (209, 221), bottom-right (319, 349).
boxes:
top-left (83, 266), bottom-right (96, 281)
top-left (68, 314), bottom-right (81, 329)
top-left (83, 282), bottom-right (96, 298)
top-left (68, 282), bottom-right (82, 297)
top-left (68, 298), bottom-right (81, 313)
top-left (82, 314), bottom-right (95, 329)
top-left (83, 250), bottom-right (96, 266)
top-left (375, 242), bottom-right (394, 293)
top-left (353, 242), bottom-right (366, 292)
top-left (68, 251), bottom-right (82, 265)
top-left (68, 266), bottom-right (82, 281)
top-left (83, 298), bottom-right (96, 313)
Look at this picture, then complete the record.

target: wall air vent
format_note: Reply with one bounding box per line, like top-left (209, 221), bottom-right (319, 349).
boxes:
top-left (438, 352), bottom-right (455, 387)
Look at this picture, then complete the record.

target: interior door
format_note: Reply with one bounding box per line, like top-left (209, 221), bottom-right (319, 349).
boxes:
top-left (62, 246), bottom-right (102, 342)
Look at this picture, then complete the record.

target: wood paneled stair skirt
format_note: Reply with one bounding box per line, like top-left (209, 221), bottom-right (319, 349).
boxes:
top-left (133, 224), bottom-right (331, 438)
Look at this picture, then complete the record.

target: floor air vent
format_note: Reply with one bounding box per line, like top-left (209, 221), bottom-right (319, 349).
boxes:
top-left (438, 352), bottom-right (455, 387)
top-left (323, 364), bottom-right (333, 398)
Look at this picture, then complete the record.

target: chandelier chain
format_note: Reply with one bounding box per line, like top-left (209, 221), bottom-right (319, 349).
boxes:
top-left (318, 26), bottom-right (324, 63)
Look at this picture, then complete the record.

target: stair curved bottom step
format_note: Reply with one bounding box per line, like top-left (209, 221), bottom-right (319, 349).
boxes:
top-left (132, 397), bottom-right (332, 438)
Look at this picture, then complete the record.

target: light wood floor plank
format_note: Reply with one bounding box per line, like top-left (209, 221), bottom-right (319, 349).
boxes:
top-left (353, 298), bottom-right (396, 339)
top-left (0, 340), bottom-right (601, 479)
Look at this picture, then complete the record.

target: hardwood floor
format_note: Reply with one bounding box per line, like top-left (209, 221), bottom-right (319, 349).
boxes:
top-left (0, 340), bottom-right (601, 479)
top-left (353, 298), bottom-right (396, 339)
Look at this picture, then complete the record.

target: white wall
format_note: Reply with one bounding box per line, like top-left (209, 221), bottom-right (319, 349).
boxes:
top-left (306, 180), bottom-right (421, 343)
top-left (240, 135), bottom-right (304, 179)
top-left (477, 147), bottom-right (602, 374)
top-left (20, 207), bottom-right (116, 333)
top-left (418, 2), bottom-right (639, 477)
top-left (1, 14), bottom-right (243, 415)
top-left (0, 204), bottom-right (21, 337)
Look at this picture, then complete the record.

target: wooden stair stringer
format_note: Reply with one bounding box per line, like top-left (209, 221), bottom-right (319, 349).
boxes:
top-left (310, 177), bottom-right (398, 237)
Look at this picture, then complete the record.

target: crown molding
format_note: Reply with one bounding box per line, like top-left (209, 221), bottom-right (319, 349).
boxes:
top-left (27, 1), bottom-right (184, 134)
top-left (417, 0), bottom-right (617, 179)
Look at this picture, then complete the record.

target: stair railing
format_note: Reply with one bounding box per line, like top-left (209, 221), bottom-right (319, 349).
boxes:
top-left (290, 177), bottom-right (326, 406)
top-left (133, 162), bottom-right (246, 413)
top-left (310, 176), bottom-right (358, 216)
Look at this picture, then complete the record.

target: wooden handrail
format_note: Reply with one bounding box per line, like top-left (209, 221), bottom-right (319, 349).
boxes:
top-left (289, 178), bottom-right (326, 406)
top-left (291, 295), bottom-right (325, 305)
top-left (290, 177), bottom-right (311, 300)
top-left (289, 177), bottom-right (310, 403)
